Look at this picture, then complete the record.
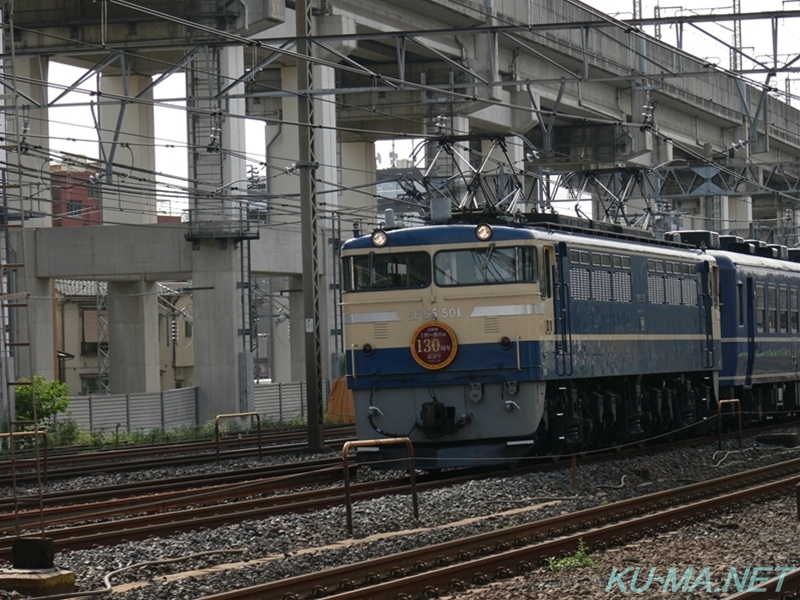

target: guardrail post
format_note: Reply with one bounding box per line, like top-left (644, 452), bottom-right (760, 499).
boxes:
top-left (214, 412), bottom-right (262, 461)
top-left (342, 438), bottom-right (417, 537)
top-left (718, 399), bottom-right (742, 450)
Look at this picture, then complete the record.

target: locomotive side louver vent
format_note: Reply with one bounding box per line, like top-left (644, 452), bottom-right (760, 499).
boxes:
top-left (373, 322), bottom-right (388, 339)
top-left (484, 317), bottom-right (500, 334)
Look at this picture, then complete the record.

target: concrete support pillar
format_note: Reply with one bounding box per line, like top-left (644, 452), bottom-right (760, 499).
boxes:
top-left (340, 141), bottom-right (376, 230)
top-left (268, 277), bottom-right (291, 383)
top-left (729, 195), bottom-right (753, 236)
top-left (107, 280), bottom-right (160, 393)
top-left (220, 46), bottom-right (248, 218)
top-left (473, 29), bottom-right (500, 101)
top-left (9, 231), bottom-right (56, 385)
top-left (271, 66), bottom-right (301, 227)
top-left (313, 65), bottom-right (336, 384)
top-left (506, 136), bottom-right (526, 212)
top-left (718, 196), bottom-right (730, 232)
top-left (8, 58), bottom-right (51, 228)
top-left (187, 45), bottom-right (248, 220)
top-left (221, 47), bottom-right (247, 187)
top-left (268, 65), bottom-right (338, 385)
top-left (99, 74), bottom-right (157, 224)
top-left (9, 239), bottom-right (58, 404)
top-left (191, 240), bottom-right (251, 423)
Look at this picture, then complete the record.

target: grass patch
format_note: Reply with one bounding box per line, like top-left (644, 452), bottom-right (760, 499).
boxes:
top-left (547, 539), bottom-right (594, 571)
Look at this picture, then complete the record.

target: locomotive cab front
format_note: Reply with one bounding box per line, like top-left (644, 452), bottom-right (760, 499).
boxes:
top-left (340, 223), bottom-right (550, 469)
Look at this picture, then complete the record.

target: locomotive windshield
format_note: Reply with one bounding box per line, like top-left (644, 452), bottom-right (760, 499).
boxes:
top-left (434, 246), bottom-right (537, 286)
top-left (343, 251), bottom-right (431, 292)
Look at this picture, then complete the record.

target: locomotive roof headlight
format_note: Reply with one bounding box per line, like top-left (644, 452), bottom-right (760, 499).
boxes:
top-left (371, 229), bottom-right (388, 247)
top-left (475, 223), bottom-right (493, 241)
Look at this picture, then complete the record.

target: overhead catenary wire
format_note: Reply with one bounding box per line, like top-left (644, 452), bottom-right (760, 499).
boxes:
top-left (0, 0), bottom-right (798, 232)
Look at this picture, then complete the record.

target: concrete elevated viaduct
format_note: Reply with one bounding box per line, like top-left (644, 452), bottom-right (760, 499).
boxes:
top-left (5, 0), bottom-right (800, 422)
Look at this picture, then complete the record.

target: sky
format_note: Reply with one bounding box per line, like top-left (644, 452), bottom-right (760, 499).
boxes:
top-left (45, 0), bottom-right (800, 215)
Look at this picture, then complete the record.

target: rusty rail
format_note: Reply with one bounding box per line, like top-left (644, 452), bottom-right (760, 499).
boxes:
top-left (194, 460), bottom-right (800, 600)
top-left (0, 430), bottom-right (48, 483)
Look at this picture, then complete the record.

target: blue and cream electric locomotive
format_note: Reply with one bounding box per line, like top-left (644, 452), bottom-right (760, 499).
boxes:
top-left (341, 212), bottom-right (725, 469)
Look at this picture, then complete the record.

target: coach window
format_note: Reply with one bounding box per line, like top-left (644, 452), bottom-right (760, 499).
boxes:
top-left (768, 285), bottom-right (778, 332)
top-left (756, 284), bottom-right (765, 332)
top-left (780, 287), bottom-right (789, 333)
top-left (737, 282), bottom-right (744, 327)
top-left (792, 289), bottom-right (799, 333)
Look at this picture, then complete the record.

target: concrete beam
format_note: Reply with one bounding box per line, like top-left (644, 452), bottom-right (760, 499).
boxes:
top-left (32, 225), bottom-right (303, 280)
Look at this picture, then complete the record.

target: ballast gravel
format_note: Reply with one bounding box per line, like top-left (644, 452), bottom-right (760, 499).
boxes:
top-left (6, 430), bottom-right (800, 600)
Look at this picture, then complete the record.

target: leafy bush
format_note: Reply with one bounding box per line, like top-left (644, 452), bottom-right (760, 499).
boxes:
top-left (15, 376), bottom-right (69, 427)
top-left (49, 418), bottom-right (82, 446)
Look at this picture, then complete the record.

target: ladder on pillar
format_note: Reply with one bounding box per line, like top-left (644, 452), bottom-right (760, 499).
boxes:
top-left (187, 44), bottom-right (225, 209)
top-left (238, 239), bottom-right (256, 356)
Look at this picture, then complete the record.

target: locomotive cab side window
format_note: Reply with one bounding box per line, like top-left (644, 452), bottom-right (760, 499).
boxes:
top-left (434, 246), bottom-right (537, 287)
top-left (792, 289), bottom-right (799, 334)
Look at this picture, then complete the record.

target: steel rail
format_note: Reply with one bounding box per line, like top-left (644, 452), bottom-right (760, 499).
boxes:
top-left (194, 460), bottom-right (800, 600)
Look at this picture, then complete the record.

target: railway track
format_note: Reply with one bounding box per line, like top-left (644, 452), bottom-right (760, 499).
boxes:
top-left (0, 464), bottom-right (487, 561)
top-left (0, 421), bottom-right (793, 561)
top-left (0, 424), bottom-right (356, 484)
top-left (191, 457), bottom-right (800, 600)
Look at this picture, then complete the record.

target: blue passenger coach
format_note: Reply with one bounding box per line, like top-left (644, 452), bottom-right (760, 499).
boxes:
top-left (703, 235), bottom-right (800, 415)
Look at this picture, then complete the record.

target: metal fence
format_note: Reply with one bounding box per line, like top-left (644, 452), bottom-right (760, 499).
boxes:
top-left (252, 380), bottom-right (329, 424)
top-left (60, 381), bottom-right (329, 434)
